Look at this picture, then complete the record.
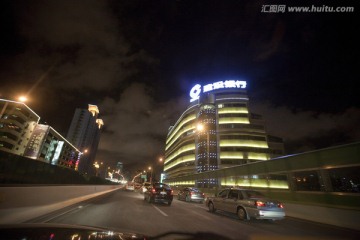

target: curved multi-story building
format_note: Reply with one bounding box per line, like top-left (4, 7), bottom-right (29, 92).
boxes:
top-left (0, 98), bottom-right (81, 170)
top-left (164, 80), bottom-right (284, 187)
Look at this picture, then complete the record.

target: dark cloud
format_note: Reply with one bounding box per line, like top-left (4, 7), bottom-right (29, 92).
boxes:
top-left (96, 83), bottom-right (188, 167)
top-left (251, 102), bottom-right (360, 153)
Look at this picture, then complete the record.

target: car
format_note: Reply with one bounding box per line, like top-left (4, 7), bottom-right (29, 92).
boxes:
top-left (206, 188), bottom-right (285, 221)
top-left (141, 182), bottom-right (152, 193)
top-left (125, 182), bottom-right (135, 191)
top-left (134, 182), bottom-right (142, 190)
top-left (177, 187), bottom-right (205, 203)
top-left (144, 182), bottom-right (173, 205)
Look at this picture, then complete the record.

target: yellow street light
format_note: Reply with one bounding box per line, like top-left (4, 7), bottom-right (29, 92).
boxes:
top-left (18, 96), bottom-right (28, 103)
top-left (93, 162), bottom-right (100, 168)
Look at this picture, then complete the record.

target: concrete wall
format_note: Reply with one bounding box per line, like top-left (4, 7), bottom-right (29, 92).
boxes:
top-left (0, 185), bottom-right (121, 224)
top-left (283, 203), bottom-right (360, 231)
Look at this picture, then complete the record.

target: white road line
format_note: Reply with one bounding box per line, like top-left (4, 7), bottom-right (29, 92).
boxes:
top-left (152, 205), bottom-right (168, 217)
top-left (44, 205), bottom-right (89, 222)
top-left (194, 204), bottom-right (209, 210)
top-left (189, 209), bottom-right (212, 220)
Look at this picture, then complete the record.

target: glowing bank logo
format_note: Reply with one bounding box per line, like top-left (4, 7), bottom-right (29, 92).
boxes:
top-left (189, 80), bottom-right (247, 102)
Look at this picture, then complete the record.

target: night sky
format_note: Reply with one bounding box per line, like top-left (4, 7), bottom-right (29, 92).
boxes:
top-left (0, 0), bottom-right (359, 172)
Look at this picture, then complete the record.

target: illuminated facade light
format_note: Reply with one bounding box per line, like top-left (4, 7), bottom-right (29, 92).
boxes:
top-left (164, 80), bottom-right (284, 185)
top-left (88, 104), bottom-right (99, 117)
top-left (96, 119), bottom-right (104, 129)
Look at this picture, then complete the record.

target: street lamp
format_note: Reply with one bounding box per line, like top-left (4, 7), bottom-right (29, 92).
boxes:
top-left (93, 162), bottom-right (100, 176)
top-left (18, 96), bottom-right (28, 102)
top-left (148, 166), bottom-right (153, 183)
top-left (106, 166), bottom-right (111, 178)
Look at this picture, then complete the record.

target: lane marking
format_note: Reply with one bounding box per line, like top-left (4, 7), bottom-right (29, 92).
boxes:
top-left (189, 209), bottom-right (212, 220)
top-left (194, 204), bottom-right (209, 210)
top-left (44, 204), bottom-right (89, 222)
top-left (152, 205), bottom-right (168, 217)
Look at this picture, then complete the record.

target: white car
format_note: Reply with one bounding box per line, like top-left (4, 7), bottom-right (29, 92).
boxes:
top-left (141, 182), bottom-right (151, 193)
top-left (125, 182), bottom-right (135, 191)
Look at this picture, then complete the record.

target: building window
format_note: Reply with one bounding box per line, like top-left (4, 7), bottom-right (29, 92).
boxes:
top-left (293, 171), bottom-right (322, 191)
top-left (328, 167), bottom-right (360, 193)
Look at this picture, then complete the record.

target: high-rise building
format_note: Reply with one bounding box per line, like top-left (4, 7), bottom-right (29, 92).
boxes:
top-left (0, 99), bottom-right (81, 169)
top-left (67, 104), bottom-right (104, 174)
top-left (164, 80), bottom-right (284, 187)
top-left (0, 99), bottom-right (40, 155)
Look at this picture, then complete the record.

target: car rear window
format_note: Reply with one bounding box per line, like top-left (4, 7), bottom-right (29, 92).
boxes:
top-left (189, 188), bottom-right (201, 192)
top-left (154, 183), bottom-right (171, 189)
top-left (245, 190), bottom-right (264, 198)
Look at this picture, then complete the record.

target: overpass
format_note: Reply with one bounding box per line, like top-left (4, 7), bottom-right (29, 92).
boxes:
top-left (164, 142), bottom-right (360, 230)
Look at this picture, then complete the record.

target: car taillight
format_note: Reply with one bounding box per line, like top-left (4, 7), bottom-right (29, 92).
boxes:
top-left (278, 203), bottom-right (284, 208)
top-left (170, 190), bottom-right (173, 195)
top-left (151, 188), bottom-right (156, 193)
top-left (255, 200), bottom-right (266, 207)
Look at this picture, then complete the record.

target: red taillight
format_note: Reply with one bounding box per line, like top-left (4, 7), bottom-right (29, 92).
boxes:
top-left (255, 200), bottom-right (266, 207)
top-left (278, 203), bottom-right (284, 209)
top-left (170, 190), bottom-right (173, 195)
top-left (151, 188), bottom-right (156, 193)
top-left (190, 192), bottom-right (193, 195)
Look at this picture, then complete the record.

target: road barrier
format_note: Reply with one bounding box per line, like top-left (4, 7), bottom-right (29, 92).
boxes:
top-left (0, 185), bottom-right (121, 224)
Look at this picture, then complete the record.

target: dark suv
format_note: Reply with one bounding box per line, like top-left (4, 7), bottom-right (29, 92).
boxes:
top-left (144, 182), bottom-right (173, 206)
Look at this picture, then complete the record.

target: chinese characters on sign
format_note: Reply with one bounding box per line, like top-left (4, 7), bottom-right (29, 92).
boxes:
top-left (189, 80), bottom-right (247, 102)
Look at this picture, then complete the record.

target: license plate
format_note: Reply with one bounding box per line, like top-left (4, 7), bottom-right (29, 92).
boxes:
top-left (160, 191), bottom-right (166, 195)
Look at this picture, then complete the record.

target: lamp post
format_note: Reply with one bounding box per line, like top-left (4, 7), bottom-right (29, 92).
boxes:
top-left (148, 166), bottom-right (153, 183)
top-left (93, 162), bottom-right (100, 177)
top-left (0, 101), bottom-right (9, 119)
top-left (105, 166), bottom-right (111, 178)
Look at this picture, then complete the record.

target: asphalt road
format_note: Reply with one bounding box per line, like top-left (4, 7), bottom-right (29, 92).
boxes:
top-left (28, 189), bottom-right (358, 240)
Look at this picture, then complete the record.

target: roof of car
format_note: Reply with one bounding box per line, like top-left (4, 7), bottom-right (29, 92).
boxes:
top-left (224, 188), bottom-right (255, 191)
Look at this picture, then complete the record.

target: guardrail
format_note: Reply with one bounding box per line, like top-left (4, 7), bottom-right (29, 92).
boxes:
top-left (0, 185), bottom-right (121, 224)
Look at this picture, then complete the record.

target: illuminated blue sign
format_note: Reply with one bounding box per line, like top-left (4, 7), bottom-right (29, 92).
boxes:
top-left (189, 80), bottom-right (247, 102)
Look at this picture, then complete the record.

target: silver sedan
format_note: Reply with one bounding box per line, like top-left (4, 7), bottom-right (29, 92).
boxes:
top-left (177, 187), bottom-right (205, 203)
top-left (206, 188), bottom-right (285, 221)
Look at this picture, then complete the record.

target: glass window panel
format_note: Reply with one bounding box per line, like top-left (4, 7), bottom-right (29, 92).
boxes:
top-left (328, 167), bottom-right (360, 193)
top-left (293, 170), bottom-right (321, 191)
